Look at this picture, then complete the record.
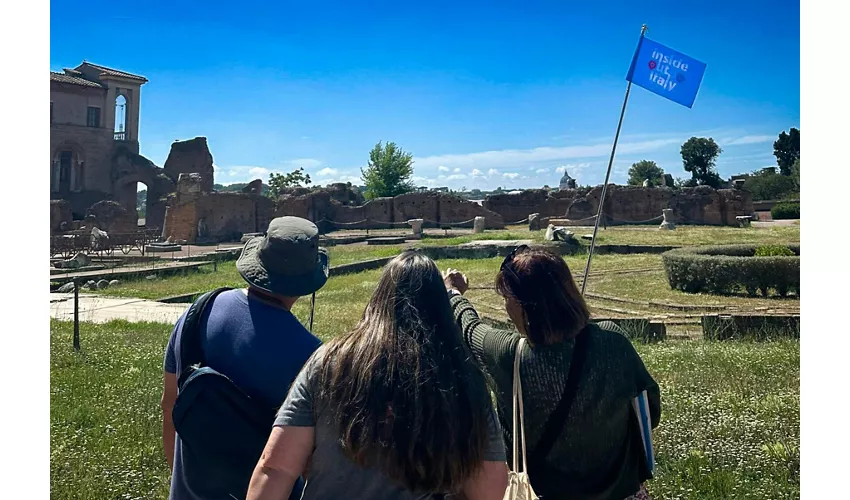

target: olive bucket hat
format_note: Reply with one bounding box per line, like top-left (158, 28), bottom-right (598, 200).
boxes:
top-left (236, 217), bottom-right (329, 297)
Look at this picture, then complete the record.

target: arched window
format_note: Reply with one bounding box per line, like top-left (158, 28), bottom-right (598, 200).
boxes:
top-left (114, 95), bottom-right (127, 140)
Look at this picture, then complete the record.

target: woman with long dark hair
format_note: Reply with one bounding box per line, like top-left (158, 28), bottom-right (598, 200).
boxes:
top-left (247, 251), bottom-right (509, 500)
top-left (443, 246), bottom-right (661, 500)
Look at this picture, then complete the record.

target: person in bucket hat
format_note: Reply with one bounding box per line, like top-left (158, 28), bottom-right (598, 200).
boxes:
top-left (161, 216), bottom-right (327, 500)
top-left (237, 216), bottom-right (329, 298)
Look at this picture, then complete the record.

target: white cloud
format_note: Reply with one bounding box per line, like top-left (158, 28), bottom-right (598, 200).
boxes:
top-left (471, 169), bottom-right (485, 177)
top-left (502, 173), bottom-right (520, 180)
top-left (446, 174), bottom-right (468, 180)
top-left (315, 174), bottom-right (360, 185)
top-left (281, 158), bottom-right (323, 170)
top-left (723, 135), bottom-right (774, 146)
top-left (414, 138), bottom-right (681, 172)
top-left (412, 175), bottom-right (437, 186)
top-left (555, 163), bottom-right (591, 175)
top-left (227, 169), bottom-right (238, 177)
top-left (248, 167), bottom-right (269, 178)
top-left (453, 167), bottom-right (461, 173)
top-left (317, 167), bottom-right (338, 177)
top-left (413, 132), bottom-right (767, 174)
top-left (535, 168), bottom-right (549, 174)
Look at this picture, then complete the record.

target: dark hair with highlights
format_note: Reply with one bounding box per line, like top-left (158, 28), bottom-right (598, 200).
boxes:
top-left (496, 247), bottom-right (591, 345)
top-left (316, 251), bottom-right (492, 493)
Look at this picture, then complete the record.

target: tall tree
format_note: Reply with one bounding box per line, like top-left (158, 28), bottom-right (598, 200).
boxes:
top-left (627, 160), bottom-right (665, 186)
top-left (267, 167), bottom-right (312, 198)
top-left (773, 127), bottom-right (800, 176)
top-left (360, 141), bottom-right (414, 199)
top-left (791, 158), bottom-right (800, 190)
top-left (680, 137), bottom-right (723, 188)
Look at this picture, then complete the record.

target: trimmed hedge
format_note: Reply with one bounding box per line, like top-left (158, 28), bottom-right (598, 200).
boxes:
top-left (662, 244), bottom-right (800, 297)
top-left (771, 202), bottom-right (800, 220)
top-left (755, 245), bottom-right (795, 257)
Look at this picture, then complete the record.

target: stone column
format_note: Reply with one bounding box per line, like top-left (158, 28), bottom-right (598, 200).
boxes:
top-left (528, 213), bottom-right (541, 231)
top-left (407, 219), bottom-right (424, 239)
top-left (473, 216), bottom-right (486, 234)
top-left (659, 208), bottom-right (676, 230)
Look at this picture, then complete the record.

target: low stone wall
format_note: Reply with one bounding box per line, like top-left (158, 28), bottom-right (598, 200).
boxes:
top-left (485, 185), bottom-right (754, 226)
top-left (162, 192), bottom-right (275, 242)
top-left (275, 191), bottom-right (505, 230)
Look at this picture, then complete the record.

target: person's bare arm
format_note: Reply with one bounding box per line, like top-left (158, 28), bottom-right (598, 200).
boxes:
top-left (161, 372), bottom-right (178, 470)
top-left (461, 460), bottom-right (509, 500)
top-left (246, 426), bottom-right (315, 500)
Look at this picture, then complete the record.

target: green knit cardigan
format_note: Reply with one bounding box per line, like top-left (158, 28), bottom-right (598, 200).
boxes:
top-left (449, 294), bottom-right (661, 500)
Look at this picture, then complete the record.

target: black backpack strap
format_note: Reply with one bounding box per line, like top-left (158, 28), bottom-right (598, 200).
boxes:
top-left (177, 287), bottom-right (233, 387)
top-left (529, 327), bottom-right (591, 466)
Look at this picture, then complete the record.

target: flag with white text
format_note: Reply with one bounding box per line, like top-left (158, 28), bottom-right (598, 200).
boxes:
top-left (626, 37), bottom-right (706, 108)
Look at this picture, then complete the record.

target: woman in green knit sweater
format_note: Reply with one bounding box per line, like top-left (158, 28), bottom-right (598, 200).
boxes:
top-left (443, 246), bottom-right (661, 500)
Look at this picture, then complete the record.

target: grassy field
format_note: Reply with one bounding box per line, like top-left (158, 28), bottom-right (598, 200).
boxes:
top-left (50, 320), bottom-right (800, 500)
top-left (334, 223), bottom-right (801, 247)
top-left (101, 254), bottom-right (800, 338)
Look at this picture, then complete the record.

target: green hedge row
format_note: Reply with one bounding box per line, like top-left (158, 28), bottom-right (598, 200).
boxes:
top-left (662, 244), bottom-right (800, 297)
top-left (771, 202), bottom-right (800, 220)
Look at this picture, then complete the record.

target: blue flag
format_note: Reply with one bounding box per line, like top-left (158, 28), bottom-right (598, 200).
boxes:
top-left (626, 36), bottom-right (706, 108)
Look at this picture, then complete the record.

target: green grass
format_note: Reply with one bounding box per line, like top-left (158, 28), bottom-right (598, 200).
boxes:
top-left (581, 224), bottom-right (800, 246)
top-left (635, 340), bottom-right (799, 499)
top-left (99, 254), bottom-right (800, 325)
top-left (51, 321), bottom-right (799, 499)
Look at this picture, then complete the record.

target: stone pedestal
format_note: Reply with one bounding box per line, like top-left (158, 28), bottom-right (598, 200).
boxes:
top-left (736, 215), bottom-right (752, 228)
top-left (473, 216), bottom-right (486, 234)
top-left (407, 219), bottom-right (424, 239)
top-left (528, 213), bottom-right (541, 231)
top-left (659, 209), bottom-right (676, 230)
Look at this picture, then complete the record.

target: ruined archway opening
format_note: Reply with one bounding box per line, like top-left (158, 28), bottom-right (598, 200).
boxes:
top-left (115, 180), bottom-right (151, 228)
top-left (114, 95), bottom-right (127, 141)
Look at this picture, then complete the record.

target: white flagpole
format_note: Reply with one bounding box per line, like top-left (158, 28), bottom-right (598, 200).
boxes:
top-left (581, 24), bottom-right (648, 296)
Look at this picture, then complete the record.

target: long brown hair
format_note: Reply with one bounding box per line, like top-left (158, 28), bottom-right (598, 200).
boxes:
top-left (317, 251), bottom-right (492, 493)
top-left (496, 247), bottom-right (590, 344)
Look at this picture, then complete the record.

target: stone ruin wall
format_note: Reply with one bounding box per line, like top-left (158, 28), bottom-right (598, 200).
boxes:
top-left (484, 185), bottom-right (753, 226)
top-left (50, 200), bottom-right (73, 234)
top-left (86, 200), bottom-right (138, 234)
top-left (163, 137), bottom-right (215, 194)
top-left (162, 172), bottom-right (275, 242)
top-left (275, 191), bottom-right (506, 231)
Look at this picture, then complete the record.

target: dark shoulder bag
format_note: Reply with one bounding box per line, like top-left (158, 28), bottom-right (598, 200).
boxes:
top-left (171, 288), bottom-right (304, 500)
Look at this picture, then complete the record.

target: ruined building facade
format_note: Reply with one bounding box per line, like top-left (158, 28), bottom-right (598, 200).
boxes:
top-left (50, 62), bottom-right (174, 228)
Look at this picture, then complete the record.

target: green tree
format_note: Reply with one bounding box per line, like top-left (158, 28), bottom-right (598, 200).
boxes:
top-left (627, 160), bottom-right (664, 186)
top-left (791, 158), bottom-right (800, 190)
top-left (267, 167), bottom-right (312, 198)
top-left (742, 170), bottom-right (798, 201)
top-left (773, 128), bottom-right (800, 176)
top-left (681, 137), bottom-right (723, 188)
top-left (360, 141), bottom-right (414, 199)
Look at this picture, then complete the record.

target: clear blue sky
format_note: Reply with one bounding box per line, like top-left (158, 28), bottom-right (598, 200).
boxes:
top-left (50, 0), bottom-right (800, 190)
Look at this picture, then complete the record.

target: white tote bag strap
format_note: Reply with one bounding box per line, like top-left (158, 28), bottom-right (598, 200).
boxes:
top-left (512, 337), bottom-right (530, 474)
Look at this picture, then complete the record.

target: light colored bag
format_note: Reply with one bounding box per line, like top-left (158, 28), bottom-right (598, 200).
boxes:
top-left (503, 337), bottom-right (540, 500)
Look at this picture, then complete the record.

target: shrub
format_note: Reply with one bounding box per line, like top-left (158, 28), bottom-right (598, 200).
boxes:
top-left (771, 202), bottom-right (800, 220)
top-left (662, 244), bottom-right (799, 297)
top-left (755, 245), bottom-right (795, 257)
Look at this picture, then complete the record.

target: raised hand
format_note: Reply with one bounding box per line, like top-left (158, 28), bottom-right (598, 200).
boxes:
top-left (442, 268), bottom-right (469, 295)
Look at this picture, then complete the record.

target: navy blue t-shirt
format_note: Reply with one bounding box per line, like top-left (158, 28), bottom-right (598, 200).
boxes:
top-left (164, 288), bottom-right (322, 500)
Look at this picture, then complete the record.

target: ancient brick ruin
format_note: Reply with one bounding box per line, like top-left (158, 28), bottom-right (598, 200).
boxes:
top-left (484, 185), bottom-right (753, 226)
